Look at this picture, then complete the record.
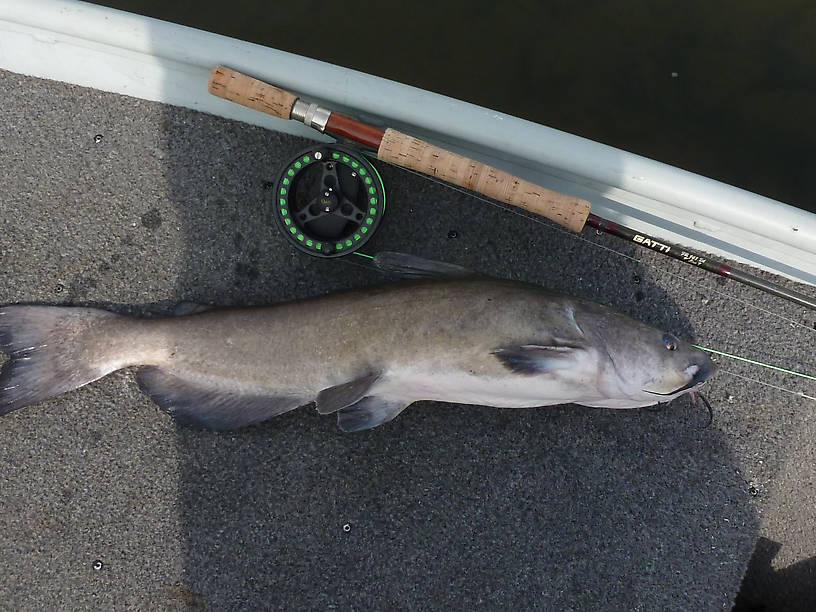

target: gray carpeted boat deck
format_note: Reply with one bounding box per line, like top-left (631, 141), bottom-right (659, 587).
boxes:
top-left (1, 69), bottom-right (813, 610)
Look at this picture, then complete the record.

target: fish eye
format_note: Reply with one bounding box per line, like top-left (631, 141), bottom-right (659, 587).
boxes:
top-left (662, 334), bottom-right (678, 351)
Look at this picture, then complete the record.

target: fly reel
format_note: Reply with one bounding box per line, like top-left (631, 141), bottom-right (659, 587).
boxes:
top-left (273, 144), bottom-right (386, 257)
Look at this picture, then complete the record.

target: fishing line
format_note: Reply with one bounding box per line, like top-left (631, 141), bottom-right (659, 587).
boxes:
top-left (716, 368), bottom-right (816, 402)
top-left (335, 251), bottom-right (378, 275)
top-left (693, 345), bottom-right (816, 382)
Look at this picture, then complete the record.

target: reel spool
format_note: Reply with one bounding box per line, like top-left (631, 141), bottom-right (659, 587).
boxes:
top-left (273, 144), bottom-right (386, 257)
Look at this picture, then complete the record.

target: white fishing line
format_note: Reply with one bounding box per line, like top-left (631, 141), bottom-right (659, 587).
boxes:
top-left (718, 368), bottom-right (816, 402)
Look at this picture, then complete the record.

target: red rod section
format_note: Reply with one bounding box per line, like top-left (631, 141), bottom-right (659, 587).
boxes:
top-left (325, 113), bottom-right (385, 150)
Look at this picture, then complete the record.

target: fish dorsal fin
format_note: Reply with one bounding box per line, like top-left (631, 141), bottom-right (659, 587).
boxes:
top-left (373, 252), bottom-right (477, 279)
top-left (135, 366), bottom-right (307, 430)
top-left (336, 396), bottom-right (410, 432)
top-left (315, 372), bottom-right (380, 414)
top-left (491, 343), bottom-right (585, 375)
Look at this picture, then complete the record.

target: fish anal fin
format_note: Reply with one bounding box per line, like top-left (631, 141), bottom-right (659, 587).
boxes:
top-left (135, 366), bottom-right (306, 430)
top-left (336, 396), bottom-right (409, 432)
top-left (315, 372), bottom-right (380, 415)
top-left (492, 343), bottom-right (584, 375)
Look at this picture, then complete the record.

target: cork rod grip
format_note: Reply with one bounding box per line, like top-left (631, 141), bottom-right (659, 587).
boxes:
top-left (377, 129), bottom-right (591, 232)
top-left (208, 66), bottom-right (298, 120)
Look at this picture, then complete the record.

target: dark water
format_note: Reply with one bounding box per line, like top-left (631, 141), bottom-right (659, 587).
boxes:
top-left (90, 0), bottom-right (814, 212)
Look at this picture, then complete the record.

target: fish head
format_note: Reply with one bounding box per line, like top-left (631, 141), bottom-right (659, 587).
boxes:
top-left (574, 303), bottom-right (715, 406)
top-left (625, 331), bottom-right (714, 401)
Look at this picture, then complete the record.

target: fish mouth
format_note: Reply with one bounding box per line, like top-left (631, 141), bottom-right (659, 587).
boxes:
top-left (643, 360), bottom-right (716, 397)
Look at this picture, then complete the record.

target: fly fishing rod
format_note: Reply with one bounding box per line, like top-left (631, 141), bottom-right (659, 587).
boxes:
top-left (208, 65), bottom-right (816, 311)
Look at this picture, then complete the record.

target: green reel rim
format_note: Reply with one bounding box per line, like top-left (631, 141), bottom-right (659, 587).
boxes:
top-left (274, 144), bottom-right (386, 258)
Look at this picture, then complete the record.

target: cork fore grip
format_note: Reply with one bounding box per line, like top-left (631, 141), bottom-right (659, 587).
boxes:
top-left (377, 129), bottom-right (591, 232)
top-left (208, 66), bottom-right (297, 120)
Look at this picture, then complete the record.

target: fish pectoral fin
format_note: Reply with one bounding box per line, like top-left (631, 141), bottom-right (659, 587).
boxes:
top-left (315, 372), bottom-right (380, 414)
top-left (492, 343), bottom-right (584, 375)
top-left (336, 396), bottom-right (410, 432)
top-left (373, 252), bottom-right (477, 279)
top-left (135, 366), bottom-right (307, 430)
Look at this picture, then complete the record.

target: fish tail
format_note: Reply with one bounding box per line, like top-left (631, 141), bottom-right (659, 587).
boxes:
top-left (0, 305), bottom-right (126, 415)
